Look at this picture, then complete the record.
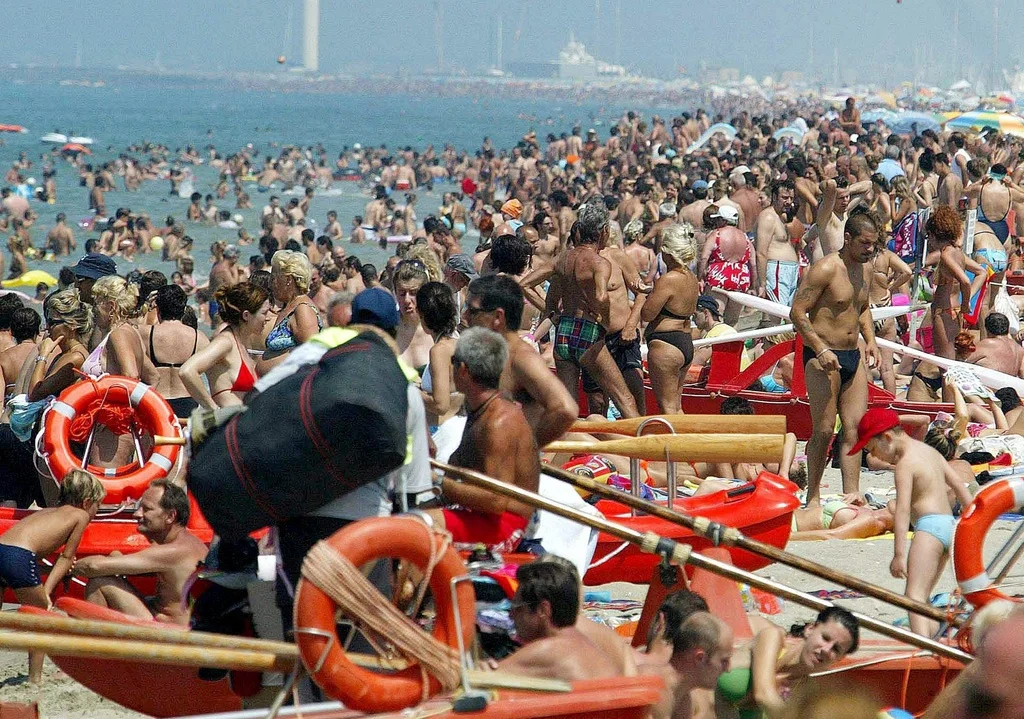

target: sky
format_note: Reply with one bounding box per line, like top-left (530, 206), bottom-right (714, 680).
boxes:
top-left (0, 1), bottom-right (1019, 85)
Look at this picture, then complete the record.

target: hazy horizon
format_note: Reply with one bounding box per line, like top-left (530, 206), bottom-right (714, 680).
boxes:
top-left (2, 1), bottom-right (1021, 86)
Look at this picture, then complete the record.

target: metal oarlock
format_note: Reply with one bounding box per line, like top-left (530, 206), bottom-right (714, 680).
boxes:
top-left (636, 416), bottom-right (677, 510)
top-left (449, 574), bottom-right (488, 712)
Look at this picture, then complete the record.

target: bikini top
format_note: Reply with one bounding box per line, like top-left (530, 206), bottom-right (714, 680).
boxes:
top-left (149, 326), bottom-right (199, 369)
top-left (81, 332), bottom-right (110, 377)
top-left (265, 302), bottom-right (322, 353)
top-left (212, 332), bottom-right (257, 397)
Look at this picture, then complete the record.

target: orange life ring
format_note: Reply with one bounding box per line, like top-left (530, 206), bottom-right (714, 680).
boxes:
top-left (42, 375), bottom-right (181, 504)
top-left (953, 477), bottom-right (1024, 609)
top-left (293, 516), bottom-right (475, 713)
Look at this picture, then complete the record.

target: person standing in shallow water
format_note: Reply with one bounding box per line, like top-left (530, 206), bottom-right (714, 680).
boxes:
top-left (790, 209), bottom-right (881, 507)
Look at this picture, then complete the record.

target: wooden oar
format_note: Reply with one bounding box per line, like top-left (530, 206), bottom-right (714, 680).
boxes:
top-left (432, 459), bottom-right (972, 664)
top-left (544, 433), bottom-right (783, 463)
top-left (0, 610), bottom-right (300, 656)
top-left (543, 463), bottom-right (961, 627)
top-left (0, 631), bottom-right (294, 673)
top-left (569, 414), bottom-right (786, 436)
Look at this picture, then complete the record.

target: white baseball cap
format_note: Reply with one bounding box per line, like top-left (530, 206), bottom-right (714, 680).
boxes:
top-left (710, 206), bottom-right (740, 224)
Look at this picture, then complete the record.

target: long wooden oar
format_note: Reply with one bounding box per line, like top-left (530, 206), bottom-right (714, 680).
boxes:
top-left (569, 414), bottom-right (787, 436)
top-left (0, 610), bottom-right (300, 657)
top-left (543, 463), bottom-right (961, 627)
top-left (0, 631), bottom-right (294, 672)
top-left (432, 460), bottom-right (972, 664)
top-left (544, 433), bottom-right (783, 463)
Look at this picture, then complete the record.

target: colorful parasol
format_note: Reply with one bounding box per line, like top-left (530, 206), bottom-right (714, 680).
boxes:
top-left (945, 110), bottom-right (1024, 137)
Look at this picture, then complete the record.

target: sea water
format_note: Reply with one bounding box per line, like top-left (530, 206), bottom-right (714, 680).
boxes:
top-left (0, 74), bottom-right (659, 284)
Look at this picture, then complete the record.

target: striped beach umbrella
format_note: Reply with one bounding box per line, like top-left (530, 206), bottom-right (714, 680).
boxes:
top-left (945, 110), bottom-right (1024, 137)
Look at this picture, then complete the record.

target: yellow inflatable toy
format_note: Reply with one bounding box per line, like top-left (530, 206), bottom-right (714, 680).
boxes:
top-left (2, 270), bottom-right (59, 290)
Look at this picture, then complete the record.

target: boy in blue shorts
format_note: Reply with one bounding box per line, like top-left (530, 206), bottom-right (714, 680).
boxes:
top-left (848, 408), bottom-right (973, 637)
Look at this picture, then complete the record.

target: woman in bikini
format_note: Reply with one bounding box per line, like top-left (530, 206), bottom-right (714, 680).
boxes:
top-left (640, 223), bottom-right (699, 414)
top-left (180, 282), bottom-right (269, 409)
top-left (716, 607), bottom-right (859, 719)
top-left (255, 250), bottom-right (321, 375)
top-left (391, 258), bottom-right (434, 374)
top-left (83, 276), bottom-right (158, 382)
top-left (144, 285), bottom-right (209, 420)
top-left (927, 206), bottom-right (984, 360)
top-left (965, 165), bottom-right (1024, 310)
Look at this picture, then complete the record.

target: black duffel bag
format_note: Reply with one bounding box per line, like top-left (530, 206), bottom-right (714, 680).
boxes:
top-left (188, 330), bottom-right (409, 538)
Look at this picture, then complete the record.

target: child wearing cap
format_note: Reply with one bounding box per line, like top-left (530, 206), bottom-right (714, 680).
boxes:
top-left (849, 408), bottom-right (973, 637)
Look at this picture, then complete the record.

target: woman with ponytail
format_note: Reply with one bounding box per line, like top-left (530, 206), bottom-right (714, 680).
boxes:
top-left (180, 282), bottom-right (270, 409)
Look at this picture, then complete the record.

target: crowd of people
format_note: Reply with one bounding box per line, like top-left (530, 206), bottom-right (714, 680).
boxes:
top-left (1, 97), bottom-right (1024, 716)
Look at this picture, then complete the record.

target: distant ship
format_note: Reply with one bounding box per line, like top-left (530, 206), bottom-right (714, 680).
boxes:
top-left (507, 35), bottom-right (626, 81)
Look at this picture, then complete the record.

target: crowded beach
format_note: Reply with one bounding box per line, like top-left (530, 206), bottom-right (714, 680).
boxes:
top-left (0, 93), bottom-right (1022, 719)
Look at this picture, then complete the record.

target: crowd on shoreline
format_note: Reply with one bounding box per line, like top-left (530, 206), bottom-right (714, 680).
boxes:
top-left (1, 95), bottom-right (1024, 717)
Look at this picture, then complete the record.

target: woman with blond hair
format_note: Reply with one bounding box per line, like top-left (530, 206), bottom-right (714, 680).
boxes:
top-left (256, 249), bottom-right (321, 374)
top-left (640, 222), bottom-right (699, 414)
top-left (82, 275), bottom-right (156, 382)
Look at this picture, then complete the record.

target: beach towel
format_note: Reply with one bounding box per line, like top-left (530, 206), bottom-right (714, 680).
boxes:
top-left (889, 210), bottom-right (919, 264)
top-left (526, 473), bottom-right (600, 578)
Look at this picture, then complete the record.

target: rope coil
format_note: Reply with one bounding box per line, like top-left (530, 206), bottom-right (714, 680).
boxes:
top-left (300, 539), bottom-right (462, 692)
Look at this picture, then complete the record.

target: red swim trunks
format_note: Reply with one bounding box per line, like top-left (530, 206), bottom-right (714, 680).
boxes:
top-left (442, 508), bottom-right (529, 547)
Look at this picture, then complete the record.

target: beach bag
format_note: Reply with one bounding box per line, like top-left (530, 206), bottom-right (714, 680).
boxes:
top-left (188, 330), bottom-right (409, 538)
top-left (994, 282), bottom-right (1020, 335)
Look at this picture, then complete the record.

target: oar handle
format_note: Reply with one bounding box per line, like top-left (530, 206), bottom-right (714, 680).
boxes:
top-left (153, 435), bottom-right (187, 446)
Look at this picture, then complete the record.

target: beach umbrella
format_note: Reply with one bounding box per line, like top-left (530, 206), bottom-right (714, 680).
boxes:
top-left (889, 111), bottom-right (942, 135)
top-left (946, 110), bottom-right (1024, 137)
top-left (862, 109), bottom-right (899, 125)
top-left (0, 124), bottom-right (27, 133)
top-left (60, 143), bottom-right (91, 155)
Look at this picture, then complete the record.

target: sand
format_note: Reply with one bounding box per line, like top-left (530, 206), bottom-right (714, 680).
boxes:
top-left (0, 464), bottom-right (1010, 717)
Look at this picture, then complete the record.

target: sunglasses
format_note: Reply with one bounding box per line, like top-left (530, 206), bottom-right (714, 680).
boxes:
top-left (396, 259), bottom-right (428, 273)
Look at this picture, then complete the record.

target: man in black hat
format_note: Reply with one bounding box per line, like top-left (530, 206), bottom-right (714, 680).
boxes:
top-left (691, 294), bottom-right (750, 370)
top-left (70, 252), bottom-right (117, 303)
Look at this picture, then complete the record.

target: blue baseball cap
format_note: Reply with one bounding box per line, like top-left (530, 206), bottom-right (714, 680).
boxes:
top-left (692, 179), bottom-right (709, 190)
top-left (351, 287), bottom-right (399, 331)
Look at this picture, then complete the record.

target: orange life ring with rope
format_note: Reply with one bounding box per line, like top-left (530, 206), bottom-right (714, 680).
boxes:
top-left (293, 515), bottom-right (476, 713)
top-left (42, 375), bottom-right (181, 504)
top-left (953, 477), bottom-right (1024, 609)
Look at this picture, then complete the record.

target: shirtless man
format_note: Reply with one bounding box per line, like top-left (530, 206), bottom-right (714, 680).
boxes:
top-left (649, 613), bottom-right (733, 719)
top-left (808, 178), bottom-right (857, 259)
top-left (623, 219), bottom-right (657, 284)
top-left (935, 153), bottom-right (964, 210)
top-left (547, 203), bottom-right (640, 418)
top-left (729, 171), bottom-right (761, 235)
top-left (363, 186), bottom-right (389, 243)
top-left (581, 228), bottom-right (648, 416)
top-left (324, 211), bottom-right (343, 242)
top-left (394, 159), bottom-right (416, 191)
top-left (968, 312), bottom-right (1024, 377)
top-left (76, 481), bottom-right (208, 625)
top-left (210, 245), bottom-right (242, 295)
top-left (790, 210), bottom-right (881, 506)
top-left (679, 180), bottom-right (712, 228)
top-left (497, 561), bottom-right (620, 682)
top-left (839, 97), bottom-right (862, 136)
top-left (465, 275), bottom-right (576, 446)
top-left (550, 190), bottom-right (576, 245)
top-left (425, 328), bottom-right (539, 547)
top-left (350, 216), bottom-right (366, 245)
top-left (529, 212), bottom-right (561, 271)
top-left (868, 239), bottom-right (913, 394)
top-left (755, 180), bottom-right (798, 307)
top-left (45, 213), bottom-right (76, 257)
top-left (0, 307), bottom-right (39, 403)
top-left (787, 157), bottom-right (820, 232)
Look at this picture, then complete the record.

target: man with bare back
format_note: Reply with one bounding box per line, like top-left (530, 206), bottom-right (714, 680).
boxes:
top-left (790, 211), bottom-right (881, 507)
top-left (76, 481), bottom-right (208, 625)
top-left (547, 202), bottom-right (640, 418)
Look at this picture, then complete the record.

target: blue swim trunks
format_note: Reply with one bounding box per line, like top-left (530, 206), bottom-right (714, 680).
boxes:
top-left (0, 543), bottom-right (41, 589)
top-left (914, 514), bottom-right (955, 551)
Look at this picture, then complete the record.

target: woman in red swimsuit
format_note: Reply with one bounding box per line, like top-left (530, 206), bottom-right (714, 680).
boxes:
top-left (698, 206), bottom-right (756, 325)
top-left (180, 282), bottom-right (270, 409)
